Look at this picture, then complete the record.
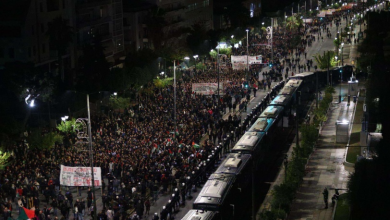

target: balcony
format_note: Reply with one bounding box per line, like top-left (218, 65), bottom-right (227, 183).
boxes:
top-left (78, 16), bottom-right (112, 28)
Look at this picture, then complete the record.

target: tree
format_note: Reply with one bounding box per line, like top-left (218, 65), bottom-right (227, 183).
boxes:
top-left (286, 15), bottom-right (302, 31)
top-left (56, 118), bottom-right (80, 134)
top-left (290, 35), bottom-right (302, 49)
top-left (108, 96), bottom-right (131, 110)
top-left (123, 48), bottom-right (159, 87)
top-left (186, 24), bottom-right (210, 56)
top-left (145, 7), bottom-right (166, 51)
top-left (46, 17), bottom-right (73, 82)
top-left (26, 129), bottom-right (63, 150)
top-left (0, 62), bottom-right (57, 131)
top-left (153, 78), bottom-right (173, 89)
top-left (313, 51), bottom-right (339, 70)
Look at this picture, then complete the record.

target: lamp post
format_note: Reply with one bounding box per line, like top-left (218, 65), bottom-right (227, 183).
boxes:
top-left (86, 94), bottom-right (97, 220)
top-left (341, 43), bottom-right (344, 66)
top-left (173, 57), bottom-right (189, 140)
top-left (193, 55), bottom-right (198, 72)
top-left (173, 61), bottom-right (177, 140)
top-left (216, 44), bottom-right (220, 103)
top-left (246, 29), bottom-right (249, 86)
top-left (285, 15), bottom-right (287, 36)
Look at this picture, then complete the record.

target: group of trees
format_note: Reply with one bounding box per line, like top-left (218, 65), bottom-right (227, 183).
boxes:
top-left (313, 50), bottom-right (339, 70)
top-left (347, 11), bottom-right (390, 220)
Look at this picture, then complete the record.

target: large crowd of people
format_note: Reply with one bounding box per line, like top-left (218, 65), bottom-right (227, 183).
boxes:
top-left (0, 7), bottom-right (362, 220)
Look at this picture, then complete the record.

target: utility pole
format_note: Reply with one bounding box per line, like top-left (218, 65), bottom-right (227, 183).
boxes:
top-left (217, 45), bottom-right (220, 103)
top-left (316, 72), bottom-right (319, 108)
top-left (87, 94), bottom-right (97, 220)
top-left (246, 31), bottom-right (249, 85)
top-left (271, 18), bottom-right (274, 64)
top-left (173, 61), bottom-right (177, 139)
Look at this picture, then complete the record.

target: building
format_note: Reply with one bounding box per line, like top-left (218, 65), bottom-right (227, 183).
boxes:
top-left (146, 0), bottom-right (214, 31)
top-left (75, 0), bottom-right (124, 65)
top-left (0, 0), bottom-right (124, 73)
top-left (123, 1), bottom-right (154, 52)
top-left (213, 0), bottom-right (261, 29)
top-left (0, 0), bottom-right (73, 72)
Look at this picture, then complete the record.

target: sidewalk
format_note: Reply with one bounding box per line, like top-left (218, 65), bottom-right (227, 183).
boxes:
top-left (286, 99), bottom-right (355, 220)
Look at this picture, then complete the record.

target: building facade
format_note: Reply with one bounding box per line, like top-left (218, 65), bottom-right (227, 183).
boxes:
top-left (0, 0), bottom-right (124, 72)
top-left (123, 1), bottom-right (154, 52)
top-left (0, 0), bottom-right (73, 72)
top-left (147, 0), bottom-right (214, 31)
top-left (75, 0), bottom-right (124, 65)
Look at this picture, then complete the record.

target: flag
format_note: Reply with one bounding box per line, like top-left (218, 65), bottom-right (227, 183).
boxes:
top-left (170, 130), bottom-right (179, 136)
top-left (192, 142), bottom-right (200, 149)
top-left (18, 207), bottom-right (36, 220)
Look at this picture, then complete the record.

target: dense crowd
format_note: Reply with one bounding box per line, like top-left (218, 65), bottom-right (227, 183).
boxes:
top-left (0, 8), bottom-right (360, 220)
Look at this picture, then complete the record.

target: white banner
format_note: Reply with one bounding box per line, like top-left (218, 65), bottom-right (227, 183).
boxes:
top-left (192, 83), bottom-right (223, 95)
top-left (60, 165), bottom-right (102, 187)
top-left (231, 55), bottom-right (263, 70)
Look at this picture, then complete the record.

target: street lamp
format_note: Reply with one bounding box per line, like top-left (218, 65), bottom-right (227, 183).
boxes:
top-left (246, 29), bottom-right (249, 87)
top-left (173, 57), bottom-right (189, 140)
top-left (217, 43), bottom-right (221, 103)
top-left (193, 55), bottom-right (198, 72)
top-left (341, 43), bottom-right (344, 66)
top-left (113, 92), bottom-right (117, 96)
top-left (61, 115), bottom-right (69, 132)
top-left (339, 68), bottom-right (343, 103)
top-left (61, 115), bottom-right (69, 122)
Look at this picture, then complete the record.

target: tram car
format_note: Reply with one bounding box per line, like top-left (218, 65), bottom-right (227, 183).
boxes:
top-left (193, 153), bottom-right (252, 219)
top-left (279, 78), bottom-right (302, 99)
top-left (181, 209), bottom-right (219, 220)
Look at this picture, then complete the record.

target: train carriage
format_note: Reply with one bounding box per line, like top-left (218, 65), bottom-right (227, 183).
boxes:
top-left (194, 153), bottom-right (251, 219)
top-left (181, 210), bottom-right (219, 220)
top-left (259, 105), bottom-right (284, 120)
top-left (193, 174), bottom-right (236, 212)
